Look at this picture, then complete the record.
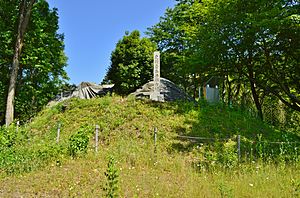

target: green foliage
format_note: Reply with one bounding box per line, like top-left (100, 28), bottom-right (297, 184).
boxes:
top-left (0, 120), bottom-right (65, 176)
top-left (0, 144), bottom-right (64, 175)
top-left (68, 126), bottom-right (91, 157)
top-left (0, 0), bottom-right (17, 125)
top-left (147, 0), bottom-right (204, 94)
top-left (218, 182), bottom-right (233, 198)
top-left (219, 139), bottom-right (238, 168)
top-left (148, 0), bottom-right (300, 126)
top-left (193, 140), bottom-right (238, 171)
top-left (0, 124), bottom-right (28, 148)
top-left (15, 0), bottom-right (68, 122)
top-left (0, 123), bottom-right (65, 175)
top-left (103, 156), bottom-right (119, 198)
top-left (0, 96), bottom-right (298, 196)
top-left (291, 179), bottom-right (300, 197)
top-left (0, 126), bottom-right (16, 148)
top-left (251, 133), bottom-right (300, 164)
top-left (103, 30), bottom-right (157, 95)
top-left (0, 0), bottom-right (68, 124)
top-left (193, 0), bottom-right (300, 112)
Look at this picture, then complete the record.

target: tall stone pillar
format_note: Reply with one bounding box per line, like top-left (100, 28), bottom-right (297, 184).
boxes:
top-left (150, 51), bottom-right (164, 101)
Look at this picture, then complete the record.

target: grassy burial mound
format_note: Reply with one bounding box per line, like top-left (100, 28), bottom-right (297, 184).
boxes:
top-left (0, 96), bottom-right (299, 197)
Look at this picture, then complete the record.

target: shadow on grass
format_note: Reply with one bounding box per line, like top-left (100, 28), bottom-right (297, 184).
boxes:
top-left (141, 98), bottom-right (197, 115)
top-left (169, 101), bottom-right (300, 155)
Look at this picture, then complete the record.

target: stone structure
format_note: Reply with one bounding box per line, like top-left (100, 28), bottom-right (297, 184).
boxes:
top-left (150, 51), bottom-right (164, 102)
top-left (54, 82), bottom-right (114, 102)
top-left (130, 78), bottom-right (195, 102)
top-left (131, 51), bottom-right (194, 102)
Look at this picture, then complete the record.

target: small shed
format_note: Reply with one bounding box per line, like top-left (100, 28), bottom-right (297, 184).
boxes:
top-left (202, 77), bottom-right (220, 103)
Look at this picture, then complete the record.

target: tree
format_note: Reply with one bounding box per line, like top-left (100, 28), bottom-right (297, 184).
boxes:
top-left (147, 0), bottom-right (205, 97)
top-left (5, 0), bottom-right (36, 126)
top-left (0, 0), bottom-right (68, 125)
top-left (0, 0), bottom-right (18, 124)
top-left (192, 0), bottom-right (300, 119)
top-left (103, 30), bottom-right (157, 95)
top-left (15, 0), bottom-right (68, 121)
top-left (147, 0), bottom-right (299, 122)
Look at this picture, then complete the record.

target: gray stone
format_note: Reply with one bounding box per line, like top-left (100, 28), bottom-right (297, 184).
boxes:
top-left (130, 78), bottom-right (195, 102)
top-left (151, 51), bottom-right (161, 101)
top-left (55, 82), bottom-right (114, 101)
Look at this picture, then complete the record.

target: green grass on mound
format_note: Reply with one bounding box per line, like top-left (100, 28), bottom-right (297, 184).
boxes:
top-left (0, 95), bottom-right (299, 197)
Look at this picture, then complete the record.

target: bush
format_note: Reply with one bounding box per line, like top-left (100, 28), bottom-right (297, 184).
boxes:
top-left (0, 144), bottom-right (65, 175)
top-left (0, 124), bottom-right (28, 148)
top-left (68, 126), bottom-right (91, 157)
top-left (218, 139), bottom-right (238, 168)
top-left (194, 139), bottom-right (238, 171)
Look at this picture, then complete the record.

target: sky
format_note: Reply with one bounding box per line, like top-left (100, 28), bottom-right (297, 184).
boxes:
top-left (47, 0), bottom-right (175, 85)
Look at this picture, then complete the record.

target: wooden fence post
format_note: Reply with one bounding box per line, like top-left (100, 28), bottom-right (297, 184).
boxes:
top-left (16, 121), bottom-right (20, 133)
top-left (154, 127), bottom-right (157, 153)
top-left (95, 125), bottom-right (99, 152)
top-left (237, 135), bottom-right (241, 162)
top-left (56, 122), bottom-right (61, 143)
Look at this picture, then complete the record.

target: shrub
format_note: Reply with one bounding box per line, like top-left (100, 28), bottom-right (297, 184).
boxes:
top-left (68, 126), bottom-right (90, 157)
top-left (0, 124), bottom-right (28, 148)
top-left (218, 139), bottom-right (238, 168)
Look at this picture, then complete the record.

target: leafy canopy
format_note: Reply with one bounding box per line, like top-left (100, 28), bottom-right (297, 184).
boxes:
top-left (0, 0), bottom-right (68, 124)
top-left (103, 30), bottom-right (157, 95)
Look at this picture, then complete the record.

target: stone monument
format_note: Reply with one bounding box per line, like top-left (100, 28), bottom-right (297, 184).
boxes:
top-left (150, 51), bottom-right (164, 101)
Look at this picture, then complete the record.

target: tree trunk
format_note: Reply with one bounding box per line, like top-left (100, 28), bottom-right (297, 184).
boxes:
top-left (234, 82), bottom-right (241, 100)
top-left (247, 66), bottom-right (263, 120)
top-left (249, 78), bottom-right (263, 120)
top-left (5, 0), bottom-right (35, 126)
top-left (221, 78), bottom-right (226, 102)
top-left (227, 75), bottom-right (232, 107)
top-left (192, 74), bottom-right (197, 99)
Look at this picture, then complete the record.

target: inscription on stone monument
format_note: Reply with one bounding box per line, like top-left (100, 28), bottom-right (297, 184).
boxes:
top-left (153, 51), bottom-right (160, 93)
top-left (150, 51), bottom-right (164, 101)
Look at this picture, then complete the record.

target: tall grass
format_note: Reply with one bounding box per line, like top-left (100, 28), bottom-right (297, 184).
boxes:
top-left (0, 96), bottom-right (299, 197)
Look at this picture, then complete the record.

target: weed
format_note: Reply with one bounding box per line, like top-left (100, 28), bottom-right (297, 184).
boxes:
top-left (0, 96), bottom-right (299, 196)
top-left (68, 126), bottom-right (91, 157)
top-left (219, 139), bottom-right (238, 168)
top-left (256, 134), bottom-right (264, 159)
top-left (218, 182), bottom-right (233, 198)
top-left (103, 156), bottom-right (119, 198)
top-left (291, 179), bottom-right (300, 197)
